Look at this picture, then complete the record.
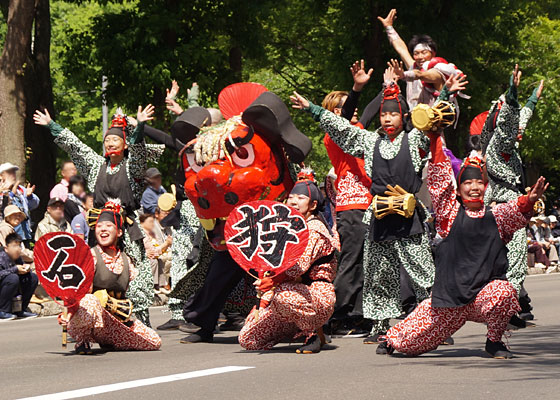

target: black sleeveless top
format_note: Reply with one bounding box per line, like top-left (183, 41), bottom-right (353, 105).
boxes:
top-left (369, 134), bottom-right (424, 242)
top-left (92, 247), bottom-right (130, 295)
top-left (93, 161), bottom-right (139, 213)
top-left (432, 206), bottom-right (509, 308)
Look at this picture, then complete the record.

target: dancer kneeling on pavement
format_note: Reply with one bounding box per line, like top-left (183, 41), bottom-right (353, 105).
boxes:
top-left (239, 180), bottom-right (340, 354)
top-left (58, 203), bottom-right (161, 354)
top-left (377, 128), bottom-right (548, 359)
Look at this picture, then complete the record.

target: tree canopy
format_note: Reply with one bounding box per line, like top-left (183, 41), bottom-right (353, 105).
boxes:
top-left (2, 0), bottom-right (559, 202)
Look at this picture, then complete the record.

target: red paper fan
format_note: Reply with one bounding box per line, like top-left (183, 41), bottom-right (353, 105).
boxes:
top-left (470, 111), bottom-right (489, 136)
top-left (218, 82), bottom-right (268, 120)
top-left (224, 200), bottom-right (309, 278)
top-left (34, 232), bottom-right (94, 308)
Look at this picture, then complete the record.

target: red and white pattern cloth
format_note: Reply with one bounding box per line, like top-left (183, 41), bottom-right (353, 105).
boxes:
top-left (384, 135), bottom-right (531, 356)
top-left (239, 218), bottom-right (339, 350)
top-left (66, 249), bottom-right (159, 350)
top-left (68, 294), bottom-right (161, 351)
top-left (323, 132), bottom-right (372, 212)
top-left (387, 280), bottom-right (520, 355)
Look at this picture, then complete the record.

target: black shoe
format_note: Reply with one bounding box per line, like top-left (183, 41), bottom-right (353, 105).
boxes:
top-left (75, 342), bottom-right (94, 355)
top-left (508, 314), bottom-right (527, 329)
top-left (485, 339), bottom-right (513, 359)
top-left (331, 320), bottom-right (370, 338)
top-left (99, 343), bottom-right (115, 351)
top-left (363, 332), bottom-right (387, 344)
top-left (519, 312), bottom-right (534, 321)
top-left (296, 335), bottom-right (322, 354)
top-left (178, 322), bottom-right (202, 334)
top-left (219, 318), bottom-right (245, 332)
top-left (16, 311), bottom-right (38, 319)
top-left (180, 329), bottom-right (214, 344)
top-left (442, 336), bottom-right (454, 345)
top-left (157, 319), bottom-right (186, 331)
top-left (375, 340), bottom-right (394, 355)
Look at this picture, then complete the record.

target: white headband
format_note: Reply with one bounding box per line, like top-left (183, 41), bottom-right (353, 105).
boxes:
top-left (413, 43), bottom-right (434, 53)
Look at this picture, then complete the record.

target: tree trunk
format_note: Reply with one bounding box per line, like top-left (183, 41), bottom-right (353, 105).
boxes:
top-left (0, 0), bottom-right (36, 177)
top-left (24, 0), bottom-right (56, 221)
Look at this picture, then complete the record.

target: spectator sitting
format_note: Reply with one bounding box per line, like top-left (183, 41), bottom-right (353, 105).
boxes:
top-left (0, 163), bottom-right (39, 246)
top-left (64, 175), bottom-right (86, 224)
top-left (50, 161), bottom-right (77, 202)
top-left (141, 168), bottom-right (166, 214)
top-left (527, 218), bottom-right (550, 269)
top-left (140, 213), bottom-right (172, 294)
top-left (547, 215), bottom-right (560, 268)
top-left (71, 193), bottom-right (94, 244)
top-left (34, 197), bottom-right (72, 241)
top-left (535, 216), bottom-right (558, 265)
top-left (0, 233), bottom-right (38, 320)
top-left (0, 205), bottom-right (33, 262)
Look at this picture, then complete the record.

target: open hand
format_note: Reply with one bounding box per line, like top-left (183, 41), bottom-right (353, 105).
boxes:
top-left (383, 65), bottom-right (398, 85)
top-left (137, 104), bottom-right (155, 123)
top-left (528, 176), bottom-right (548, 203)
top-left (388, 59), bottom-right (405, 79)
top-left (290, 91), bottom-right (310, 110)
top-left (33, 109), bottom-right (52, 126)
top-left (445, 74), bottom-right (469, 93)
top-left (25, 183), bottom-right (35, 196)
top-left (166, 80), bottom-right (180, 100)
top-left (350, 59), bottom-right (373, 91)
top-left (377, 9), bottom-right (397, 27)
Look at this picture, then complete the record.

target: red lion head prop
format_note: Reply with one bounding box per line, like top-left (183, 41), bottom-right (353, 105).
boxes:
top-left (172, 83), bottom-right (312, 251)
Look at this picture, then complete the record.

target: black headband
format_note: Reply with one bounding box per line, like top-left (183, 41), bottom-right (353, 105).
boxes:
top-left (290, 181), bottom-right (325, 213)
top-left (97, 210), bottom-right (123, 230)
top-left (458, 165), bottom-right (483, 185)
top-left (104, 126), bottom-right (125, 140)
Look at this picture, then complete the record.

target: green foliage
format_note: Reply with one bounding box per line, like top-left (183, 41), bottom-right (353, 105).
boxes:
top-left (39, 0), bottom-right (560, 199)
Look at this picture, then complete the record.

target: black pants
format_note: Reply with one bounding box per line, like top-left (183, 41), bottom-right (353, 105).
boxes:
top-left (400, 265), bottom-right (418, 316)
top-left (183, 251), bottom-right (246, 332)
top-left (332, 209), bottom-right (367, 321)
top-left (518, 284), bottom-right (532, 314)
top-left (0, 272), bottom-right (38, 313)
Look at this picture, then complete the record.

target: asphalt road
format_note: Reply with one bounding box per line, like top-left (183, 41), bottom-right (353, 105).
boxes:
top-left (2, 274), bottom-right (559, 400)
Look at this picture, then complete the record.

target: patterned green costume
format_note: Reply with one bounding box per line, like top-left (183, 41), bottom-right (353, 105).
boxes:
top-left (46, 120), bottom-right (155, 326)
top-left (483, 82), bottom-right (538, 295)
top-left (167, 200), bottom-right (208, 320)
top-left (305, 104), bottom-right (435, 335)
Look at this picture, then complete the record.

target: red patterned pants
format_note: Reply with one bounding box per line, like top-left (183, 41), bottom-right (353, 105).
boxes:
top-left (68, 294), bottom-right (162, 351)
top-left (386, 280), bottom-right (520, 355)
top-left (239, 281), bottom-right (335, 350)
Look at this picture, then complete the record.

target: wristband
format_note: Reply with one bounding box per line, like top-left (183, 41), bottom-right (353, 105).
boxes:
top-left (403, 70), bottom-right (416, 82)
top-left (385, 26), bottom-right (400, 43)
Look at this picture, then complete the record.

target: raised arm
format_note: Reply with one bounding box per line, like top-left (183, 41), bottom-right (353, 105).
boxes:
top-left (33, 109), bottom-right (103, 179)
top-left (290, 91), bottom-right (371, 158)
top-left (519, 79), bottom-right (544, 138)
top-left (144, 125), bottom-right (177, 150)
top-left (492, 177), bottom-right (548, 243)
top-left (378, 9), bottom-right (414, 69)
top-left (489, 67), bottom-right (522, 155)
top-left (127, 105), bottom-right (155, 181)
top-left (426, 132), bottom-right (459, 237)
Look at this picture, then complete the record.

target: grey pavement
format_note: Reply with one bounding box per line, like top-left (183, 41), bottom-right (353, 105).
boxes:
top-left (2, 274), bottom-right (559, 400)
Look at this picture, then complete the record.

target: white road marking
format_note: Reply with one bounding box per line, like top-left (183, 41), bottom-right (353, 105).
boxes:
top-left (18, 366), bottom-right (255, 400)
